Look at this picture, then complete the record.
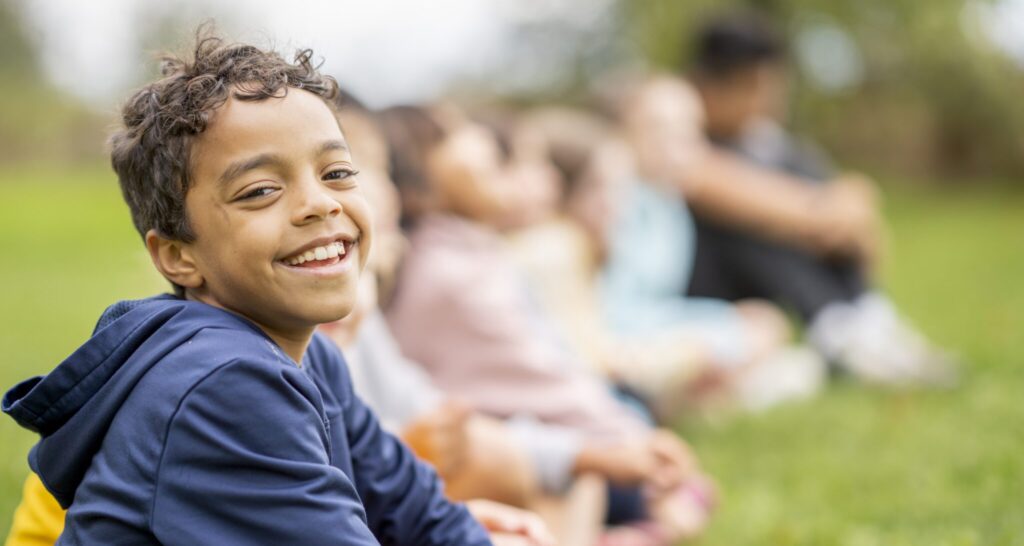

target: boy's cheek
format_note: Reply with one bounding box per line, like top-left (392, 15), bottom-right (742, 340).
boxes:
top-left (347, 197), bottom-right (375, 264)
top-left (357, 231), bottom-right (374, 273)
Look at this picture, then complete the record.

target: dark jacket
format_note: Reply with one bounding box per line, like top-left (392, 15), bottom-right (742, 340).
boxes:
top-left (3, 295), bottom-right (490, 545)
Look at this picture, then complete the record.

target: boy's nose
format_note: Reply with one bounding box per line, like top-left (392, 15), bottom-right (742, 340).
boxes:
top-left (292, 178), bottom-right (342, 225)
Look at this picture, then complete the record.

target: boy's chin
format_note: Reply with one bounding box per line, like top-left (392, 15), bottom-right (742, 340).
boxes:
top-left (309, 298), bottom-right (357, 326)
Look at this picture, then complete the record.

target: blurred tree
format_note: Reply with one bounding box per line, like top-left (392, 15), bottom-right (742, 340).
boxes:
top-left (0, 0), bottom-right (108, 166)
top-left (622, 0), bottom-right (1024, 181)
top-left (0, 0), bottom-right (40, 82)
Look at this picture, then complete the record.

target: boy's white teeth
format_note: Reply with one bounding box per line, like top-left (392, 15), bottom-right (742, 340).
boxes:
top-left (285, 242), bottom-right (347, 266)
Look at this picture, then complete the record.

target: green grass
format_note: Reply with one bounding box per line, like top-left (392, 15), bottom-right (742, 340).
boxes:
top-left (0, 165), bottom-right (166, 533)
top-left (0, 166), bottom-right (1021, 543)
top-left (680, 186), bottom-right (1024, 545)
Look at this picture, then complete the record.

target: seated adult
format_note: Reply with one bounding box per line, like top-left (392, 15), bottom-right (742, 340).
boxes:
top-left (656, 12), bottom-right (955, 386)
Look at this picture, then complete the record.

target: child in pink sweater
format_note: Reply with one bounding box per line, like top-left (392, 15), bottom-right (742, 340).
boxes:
top-left (379, 104), bottom-right (716, 544)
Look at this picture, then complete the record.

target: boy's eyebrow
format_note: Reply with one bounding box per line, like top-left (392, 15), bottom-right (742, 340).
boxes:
top-left (218, 153), bottom-right (282, 187)
top-left (318, 139), bottom-right (349, 154)
top-left (217, 141), bottom-right (349, 187)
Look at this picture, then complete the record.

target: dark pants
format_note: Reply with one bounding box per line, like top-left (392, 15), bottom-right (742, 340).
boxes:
top-left (687, 218), bottom-right (867, 323)
top-left (605, 483), bottom-right (648, 525)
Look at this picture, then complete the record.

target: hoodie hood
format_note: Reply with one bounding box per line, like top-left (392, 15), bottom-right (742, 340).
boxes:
top-left (2, 295), bottom-right (264, 508)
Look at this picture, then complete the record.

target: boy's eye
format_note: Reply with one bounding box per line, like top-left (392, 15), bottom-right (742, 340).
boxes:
top-left (238, 186), bottom-right (278, 200)
top-left (324, 168), bottom-right (359, 182)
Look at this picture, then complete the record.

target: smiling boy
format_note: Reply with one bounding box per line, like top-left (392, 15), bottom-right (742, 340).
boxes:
top-left (154, 58), bottom-right (368, 362)
top-left (1, 35), bottom-right (492, 545)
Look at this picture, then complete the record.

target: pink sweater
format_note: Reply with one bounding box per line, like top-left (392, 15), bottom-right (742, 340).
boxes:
top-left (385, 214), bottom-right (648, 443)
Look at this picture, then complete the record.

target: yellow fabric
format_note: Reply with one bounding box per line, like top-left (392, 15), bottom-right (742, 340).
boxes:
top-left (5, 473), bottom-right (64, 546)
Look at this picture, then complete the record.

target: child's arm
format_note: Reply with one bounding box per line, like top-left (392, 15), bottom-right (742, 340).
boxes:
top-left (682, 149), bottom-right (881, 259)
top-left (151, 360), bottom-right (382, 545)
top-left (342, 376), bottom-right (493, 545)
top-left (422, 413), bottom-right (540, 506)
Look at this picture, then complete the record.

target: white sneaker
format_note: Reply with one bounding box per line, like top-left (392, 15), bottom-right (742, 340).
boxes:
top-left (734, 346), bottom-right (827, 411)
top-left (808, 293), bottom-right (959, 388)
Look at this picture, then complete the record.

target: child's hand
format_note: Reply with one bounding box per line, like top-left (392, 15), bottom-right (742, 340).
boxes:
top-left (645, 429), bottom-right (699, 494)
top-left (401, 400), bottom-right (472, 478)
top-left (573, 440), bottom-right (654, 485)
top-left (815, 173), bottom-right (883, 262)
top-left (466, 499), bottom-right (556, 546)
top-left (574, 431), bottom-right (699, 492)
top-left (647, 474), bottom-right (717, 542)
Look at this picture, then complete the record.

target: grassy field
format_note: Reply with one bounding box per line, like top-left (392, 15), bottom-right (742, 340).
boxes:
top-left (0, 165), bottom-right (1021, 544)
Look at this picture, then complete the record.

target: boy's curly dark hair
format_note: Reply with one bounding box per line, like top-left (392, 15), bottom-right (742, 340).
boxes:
top-left (110, 29), bottom-right (340, 243)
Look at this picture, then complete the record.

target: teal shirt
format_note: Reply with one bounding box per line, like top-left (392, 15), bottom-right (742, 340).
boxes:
top-left (600, 180), bottom-right (748, 365)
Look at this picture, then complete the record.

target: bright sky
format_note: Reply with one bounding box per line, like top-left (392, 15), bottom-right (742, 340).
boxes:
top-left (18, 0), bottom-right (615, 107)
top-left (981, 0), bottom-right (1024, 65)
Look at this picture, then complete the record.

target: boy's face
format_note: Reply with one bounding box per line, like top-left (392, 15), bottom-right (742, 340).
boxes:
top-left (170, 89), bottom-right (372, 348)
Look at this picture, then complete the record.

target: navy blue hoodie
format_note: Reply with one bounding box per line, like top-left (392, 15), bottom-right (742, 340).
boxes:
top-left (3, 295), bottom-right (491, 545)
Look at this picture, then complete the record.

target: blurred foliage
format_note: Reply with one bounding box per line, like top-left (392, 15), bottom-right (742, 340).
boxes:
top-left (0, 0), bottom-right (36, 81)
top-left (2, 0), bottom-right (1023, 180)
top-left (623, 0), bottom-right (1024, 182)
top-left (0, 0), bottom-right (106, 166)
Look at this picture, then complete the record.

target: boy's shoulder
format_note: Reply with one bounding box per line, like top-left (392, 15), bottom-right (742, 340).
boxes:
top-left (102, 296), bottom-right (296, 385)
top-left (121, 296), bottom-right (337, 403)
top-left (105, 296), bottom-right (352, 410)
top-left (145, 305), bottom-right (355, 420)
top-left (3, 295), bottom-right (322, 509)
top-left (5, 295), bottom-right (295, 435)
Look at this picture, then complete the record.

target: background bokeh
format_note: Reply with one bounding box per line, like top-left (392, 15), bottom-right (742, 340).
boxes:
top-left (1, 0), bottom-right (1022, 544)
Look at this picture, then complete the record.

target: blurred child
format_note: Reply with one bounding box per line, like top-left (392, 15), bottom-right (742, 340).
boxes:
top-left (687, 12), bottom-right (956, 386)
top-left (511, 103), bottom-right (825, 416)
top-left (323, 99), bottom-right (535, 505)
top-left (320, 100), bottom-right (606, 546)
top-left (379, 104), bottom-right (717, 545)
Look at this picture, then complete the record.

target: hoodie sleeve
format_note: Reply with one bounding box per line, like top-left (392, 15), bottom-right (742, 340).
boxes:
top-left (151, 359), bottom-right (380, 546)
top-left (340, 359), bottom-right (492, 546)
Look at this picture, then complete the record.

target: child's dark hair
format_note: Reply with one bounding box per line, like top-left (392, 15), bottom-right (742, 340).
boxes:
top-left (110, 29), bottom-right (339, 245)
top-left (376, 105), bottom-right (448, 195)
top-left (333, 86), bottom-right (369, 114)
top-left (521, 107), bottom-right (613, 206)
top-left (690, 11), bottom-right (786, 79)
top-left (468, 107), bottom-right (516, 163)
top-left (375, 105), bottom-right (449, 226)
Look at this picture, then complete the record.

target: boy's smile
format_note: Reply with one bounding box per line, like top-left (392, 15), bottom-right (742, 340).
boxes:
top-left (280, 236), bottom-right (358, 270)
top-left (162, 88), bottom-right (373, 362)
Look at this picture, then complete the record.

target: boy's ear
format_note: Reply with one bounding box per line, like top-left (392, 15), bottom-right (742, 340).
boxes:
top-left (145, 229), bottom-right (204, 290)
